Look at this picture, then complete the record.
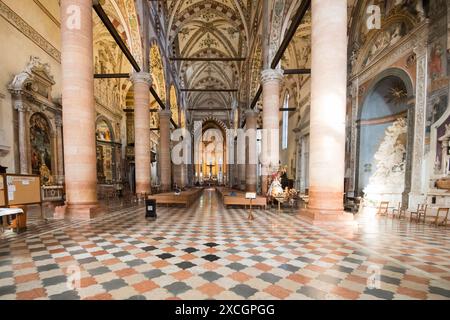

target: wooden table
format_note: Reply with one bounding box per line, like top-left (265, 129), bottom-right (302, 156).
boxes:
top-left (0, 208), bottom-right (24, 233)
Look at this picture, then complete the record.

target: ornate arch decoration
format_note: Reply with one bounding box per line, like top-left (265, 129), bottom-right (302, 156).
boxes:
top-left (150, 43), bottom-right (167, 103)
top-left (249, 38), bottom-right (262, 100)
top-left (197, 116), bottom-right (228, 134)
top-left (170, 85), bottom-right (179, 126)
top-left (116, 0), bottom-right (143, 68)
top-left (358, 67), bottom-right (415, 119)
top-left (187, 62), bottom-right (232, 88)
top-left (180, 108), bottom-right (187, 128)
top-left (180, 21), bottom-right (239, 58)
top-left (167, 1), bottom-right (246, 44)
top-left (354, 14), bottom-right (417, 73)
top-left (180, 48), bottom-right (239, 81)
top-left (192, 95), bottom-right (229, 109)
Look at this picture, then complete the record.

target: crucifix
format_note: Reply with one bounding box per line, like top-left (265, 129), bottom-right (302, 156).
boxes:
top-left (207, 162), bottom-right (214, 179)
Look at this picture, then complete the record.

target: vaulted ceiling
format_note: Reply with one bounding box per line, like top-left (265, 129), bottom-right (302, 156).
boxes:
top-left (165, 0), bottom-right (258, 122)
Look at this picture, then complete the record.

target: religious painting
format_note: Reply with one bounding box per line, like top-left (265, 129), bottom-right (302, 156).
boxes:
top-left (96, 120), bottom-right (112, 142)
top-left (430, 42), bottom-right (444, 81)
top-left (427, 95), bottom-right (448, 134)
top-left (30, 113), bottom-right (52, 176)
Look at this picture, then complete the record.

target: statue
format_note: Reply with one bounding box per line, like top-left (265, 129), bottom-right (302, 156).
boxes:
top-left (267, 171), bottom-right (284, 197)
top-left (363, 118), bottom-right (408, 203)
top-left (39, 163), bottom-right (53, 186)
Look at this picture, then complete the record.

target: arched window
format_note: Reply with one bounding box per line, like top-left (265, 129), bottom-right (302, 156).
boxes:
top-left (282, 93), bottom-right (289, 150)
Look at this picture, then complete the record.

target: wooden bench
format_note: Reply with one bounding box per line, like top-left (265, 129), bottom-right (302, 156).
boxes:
top-left (223, 196), bottom-right (267, 209)
top-left (148, 188), bottom-right (203, 208)
top-left (216, 187), bottom-right (267, 210)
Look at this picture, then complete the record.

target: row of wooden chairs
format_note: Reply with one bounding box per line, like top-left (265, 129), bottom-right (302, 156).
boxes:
top-left (377, 202), bottom-right (449, 227)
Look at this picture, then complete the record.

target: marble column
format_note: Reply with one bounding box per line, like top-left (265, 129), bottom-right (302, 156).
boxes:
top-left (131, 72), bottom-right (152, 195)
top-left (227, 133), bottom-right (234, 188)
top-left (260, 69), bottom-right (283, 195)
top-left (159, 109), bottom-right (172, 191)
top-left (180, 164), bottom-right (187, 188)
top-left (233, 138), bottom-right (238, 187)
top-left (408, 43), bottom-right (428, 209)
top-left (55, 115), bottom-right (64, 183)
top-left (299, 0), bottom-right (353, 225)
top-left (238, 158), bottom-right (246, 191)
top-left (245, 110), bottom-right (258, 192)
top-left (58, 0), bottom-right (100, 219)
top-left (14, 99), bottom-right (29, 174)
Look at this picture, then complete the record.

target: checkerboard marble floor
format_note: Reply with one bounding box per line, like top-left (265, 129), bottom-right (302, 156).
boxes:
top-left (1, 189), bottom-right (450, 300)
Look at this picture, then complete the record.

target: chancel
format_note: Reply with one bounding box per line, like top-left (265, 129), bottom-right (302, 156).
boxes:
top-left (0, 0), bottom-right (449, 301)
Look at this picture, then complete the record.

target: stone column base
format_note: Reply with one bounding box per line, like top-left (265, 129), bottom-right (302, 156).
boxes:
top-left (298, 208), bottom-right (356, 226)
top-left (261, 175), bottom-right (269, 196)
top-left (246, 184), bottom-right (256, 193)
top-left (55, 203), bottom-right (104, 220)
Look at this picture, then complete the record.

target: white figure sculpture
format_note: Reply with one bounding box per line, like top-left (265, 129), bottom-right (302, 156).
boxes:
top-left (364, 118), bottom-right (408, 203)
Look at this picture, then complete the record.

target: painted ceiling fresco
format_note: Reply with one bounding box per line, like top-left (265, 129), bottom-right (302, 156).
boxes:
top-left (166, 0), bottom-right (256, 122)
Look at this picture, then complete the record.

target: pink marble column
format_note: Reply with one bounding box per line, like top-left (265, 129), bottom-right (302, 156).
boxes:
top-left (55, 115), bottom-right (64, 183)
top-left (131, 72), bottom-right (152, 195)
top-left (245, 110), bottom-right (258, 192)
top-left (299, 0), bottom-right (353, 225)
top-left (58, 0), bottom-right (100, 219)
top-left (238, 160), bottom-right (246, 191)
top-left (260, 69), bottom-right (283, 195)
top-left (159, 109), bottom-right (172, 191)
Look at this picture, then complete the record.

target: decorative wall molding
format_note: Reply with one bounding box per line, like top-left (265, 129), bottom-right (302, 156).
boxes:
top-left (33, 0), bottom-right (60, 28)
top-left (0, 0), bottom-right (61, 63)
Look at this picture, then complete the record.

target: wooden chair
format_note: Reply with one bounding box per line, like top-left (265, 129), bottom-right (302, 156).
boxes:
top-left (410, 204), bottom-right (427, 223)
top-left (392, 202), bottom-right (407, 219)
top-left (376, 201), bottom-right (389, 216)
top-left (431, 208), bottom-right (449, 227)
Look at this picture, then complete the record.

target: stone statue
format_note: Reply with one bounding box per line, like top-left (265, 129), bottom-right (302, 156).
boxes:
top-left (267, 171), bottom-right (284, 197)
top-left (364, 118), bottom-right (408, 203)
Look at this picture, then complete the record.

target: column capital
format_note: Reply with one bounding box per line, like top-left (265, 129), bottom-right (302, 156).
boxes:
top-left (261, 68), bottom-right (284, 85)
top-left (245, 109), bottom-right (259, 119)
top-left (130, 72), bottom-right (152, 86)
top-left (158, 109), bottom-right (172, 119)
top-left (14, 99), bottom-right (28, 113)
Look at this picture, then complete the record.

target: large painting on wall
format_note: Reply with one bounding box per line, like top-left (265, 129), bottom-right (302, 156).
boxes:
top-left (30, 113), bottom-right (52, 176)
top-left (96, 120), bottom-right (112, 142)
top-left (96, 119), bottom-right (115, 184)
